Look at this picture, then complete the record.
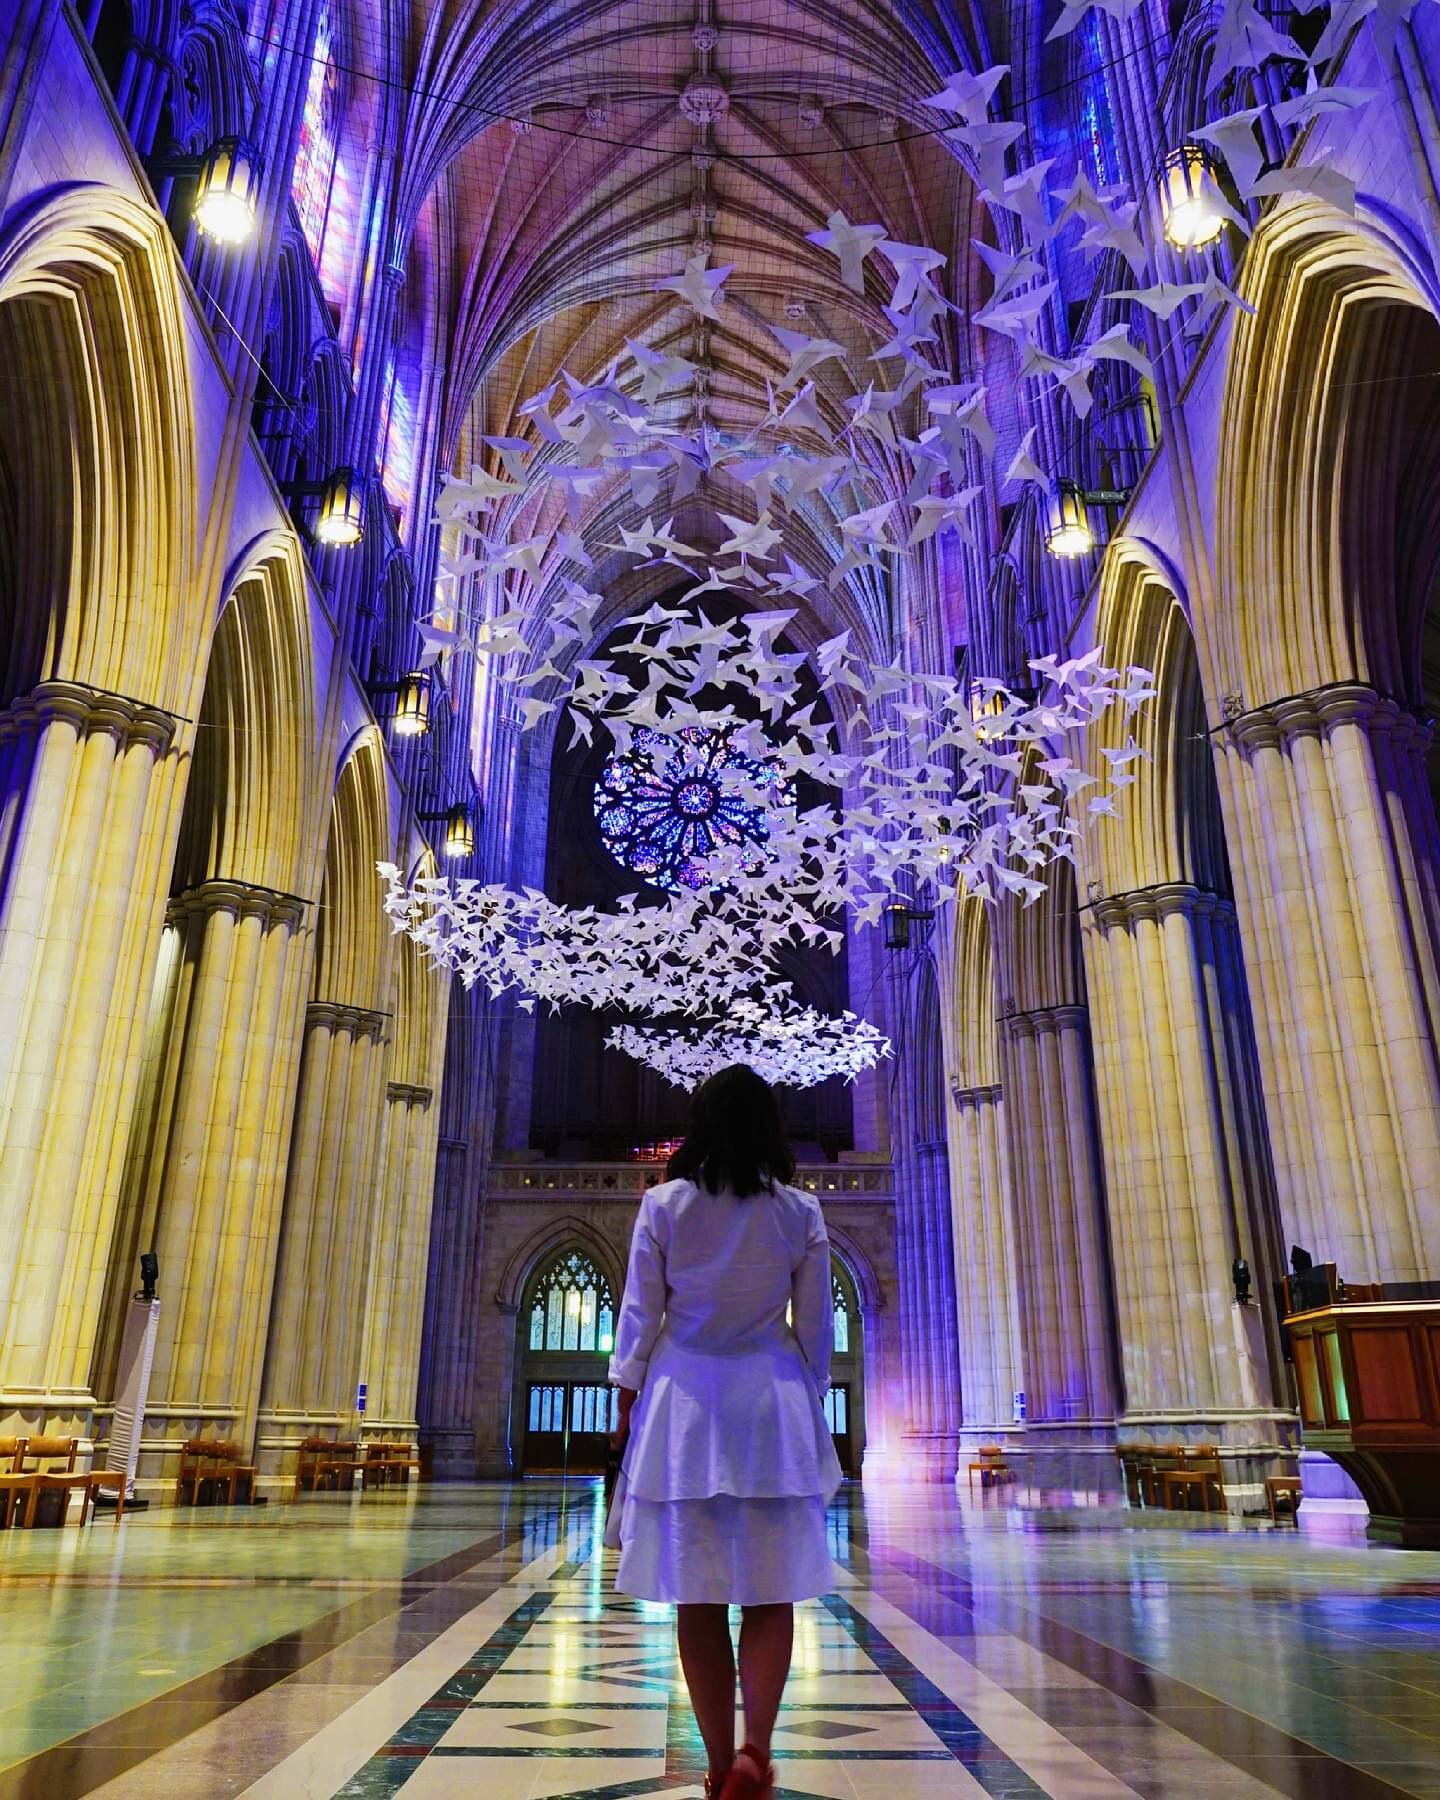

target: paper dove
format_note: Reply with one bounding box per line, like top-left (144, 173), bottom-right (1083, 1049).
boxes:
top-left (626, 339), bottom-right (697, 402)
top-left (717, 511), bottom-right (784, 561)
top-left (877, 239), bottom-right (947, 312)
top-left (1272, 81), bottom-right (1377, 129)
top-left (770, 324), bottom-right (847, 388)
top-left (922, 65), bottom-right (1008, 124)
top-left (1004, 427), bottom-right (1050, 489)
top-left (909, 487), bottom-right (983, 546)
top-left (658, 253), bottom-right (735, 319)
top-left (1106, 280), bottom-right (1208, 319)
top-left (805, 210), bottom-right (888, 292)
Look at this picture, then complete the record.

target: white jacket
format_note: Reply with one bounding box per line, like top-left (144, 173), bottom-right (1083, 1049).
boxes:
top-left (608, 1177), bottom-right (843, 1502)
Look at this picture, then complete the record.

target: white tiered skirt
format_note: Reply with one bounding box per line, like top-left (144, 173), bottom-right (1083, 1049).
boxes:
top-left (613, 1491), bottom-right (835, 1605)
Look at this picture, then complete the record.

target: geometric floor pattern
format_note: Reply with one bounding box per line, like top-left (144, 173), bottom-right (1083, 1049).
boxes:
top-left (2, 1481), bottom-right (1440, 1797)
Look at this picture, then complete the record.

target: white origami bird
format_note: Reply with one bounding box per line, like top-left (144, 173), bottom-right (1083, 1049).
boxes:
top-left (770, 324), bottom-right (847, 388)
top-left (658, 253), bottom-right (735, 319)
top-left (805, 210), bottom-right (888, 292)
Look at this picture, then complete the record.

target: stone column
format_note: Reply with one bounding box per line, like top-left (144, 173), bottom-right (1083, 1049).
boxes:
top-left (418, 1133), bottom-right (485, 1478)
top-left (474, 1299), bottom-right (522, 1479)
top-left (358, 1081), bottom-right (441, 1440)
top-left (0, 682), bottom-right (182, 1441)
top-left (1081, 883), bottom-right (1292, 1479)
top-left (893, 1136), bottom-right (961, 1479)
top-left (96, 880), bottom-right (313, 1485)
top-left (998, 1004), bottom-right (1119, 1482)
top-left (257, 1000), bottom-right (389, 1481)
top-left (949, 1083), bottom-right (1023, 1442)
top-left (1213, 687), bottom-right (1440, 1281)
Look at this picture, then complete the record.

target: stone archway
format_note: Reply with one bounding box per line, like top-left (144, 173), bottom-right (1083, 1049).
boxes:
top-left (93, 541), bottom-right (319, 1487)
top-left (514, 1241), bottom-right (622, 1475)
top-left (0, 192), bottom-right (196, 1441)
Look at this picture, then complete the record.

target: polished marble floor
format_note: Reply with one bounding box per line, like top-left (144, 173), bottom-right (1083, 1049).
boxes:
top-left (2, 1482), bottom-right (1439, 1798)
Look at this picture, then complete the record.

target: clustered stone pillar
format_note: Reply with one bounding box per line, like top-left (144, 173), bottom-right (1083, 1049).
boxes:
top-left (0, 683), bottom-right (182, 1439)
top-left (948, 1082), bottom-right (1022, 1441)
top-left (998, 1005), bottom-right (1118, 1477)
top-left (893, 1135), bottom-right (962, 1478)
top-left (257, 1000), bottom-right (389, 1472)
top-left (101, 880), bottom-right (313, 1476)
top-left (418, 1132), bottom-right (486, 1478)
top-left (1081, 883), bottom-right (1290, 1473)
top-left (1214, 687), bottom-right (1440, 1282)
top-left (358, 1081), bottom-right (441, 1437)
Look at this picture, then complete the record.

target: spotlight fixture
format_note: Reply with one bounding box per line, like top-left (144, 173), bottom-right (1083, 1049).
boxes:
top-left (419, 800), bottom-right (477, 858)
top-left (1044, 479), bottom-right (1096, 558)
top-left (281, 466), bottom-right (366, 548)
top-left (1160, 143), bottom-right (1225, 250)
top-left (882, 900), bottom-right (935, 952)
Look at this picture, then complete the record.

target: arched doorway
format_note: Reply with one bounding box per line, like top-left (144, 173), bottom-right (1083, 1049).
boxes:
top-left (518, 1246), bottom-right (618, 1473)
top-left (827, 1255), bottom-right (865, 1477)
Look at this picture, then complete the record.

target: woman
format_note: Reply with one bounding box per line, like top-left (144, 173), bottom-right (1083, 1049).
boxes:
top-left (605, 1064), bottom-right (842, 1800)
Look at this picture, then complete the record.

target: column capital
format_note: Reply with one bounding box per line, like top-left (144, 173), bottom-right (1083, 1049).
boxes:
top-left (951, 1081), bottom-right (1002, 1109)
top-left (1088, 881), bottom-right (1234, 929)
top-left (387, 1080), bottom-right (433, 1107)
top-left (307, 1000), bottom-right (389, 1041)
top-left (0, 679), bottom-right (181, 754)
top-left (999, 1002), bottom-right (1089, 1039)
top-left (1222, 682), bottom-right (1430, 754)
top-left (169, 879), bottom-right (310, 928)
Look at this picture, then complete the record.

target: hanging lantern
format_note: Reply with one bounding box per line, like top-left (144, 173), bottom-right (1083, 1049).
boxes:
top-left (1160, 144), bottom-right (1225, 250)
top-left (1044, 479), bottom-right (1095, 558)
top-left (315, 466), bottom-right (366, 547)
top-left (193, 136), bottom-right (263, 244)
top-left (393, 671), bottom-right (431, 737)
top-left (443, 802), bottom-right (476, 859)
top-left (882, 902), bottom-right (912, 952)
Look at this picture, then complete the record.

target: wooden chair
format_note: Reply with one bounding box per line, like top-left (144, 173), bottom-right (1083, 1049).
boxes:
top-left (88, 1468), bottom-right (127, 1524)
top-left (1161, 1447), bottom-right (1225, 1514)
top-left (176, 1439), bottom-right (257, 1506)
top-left (19, 1437), bottom-right (92, 1528)
top-left (1139, 1444), bottom-right (1188, 1507)
top-left (966, 1445), bottom-right (1013, 1491)
top-left (361, 1442), bottom-right (422, 1489)
top-left (178, 1438), bottom-right (236, 1506)
top-left (297, 1436), bottom-right (364, 1492)
top-left (1266, 1475), bottom-right (1303, 1525)
top-left (0, 1436), bottom-right (34, 1530)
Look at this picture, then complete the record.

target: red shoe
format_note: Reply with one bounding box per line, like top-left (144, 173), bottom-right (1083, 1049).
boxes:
top-left (718, 1744), bottom-right (774, 1799)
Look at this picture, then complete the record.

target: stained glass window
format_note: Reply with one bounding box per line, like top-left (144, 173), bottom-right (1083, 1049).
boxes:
top-left (593, 724), bottom-right (791, 892)
top-left (527, 1249), bottom-right (614, 1354)
top-left (833, 1270), bottom-right (850, 1353)
top-left (380, 353), bottom-right (415, 520)
top-left (292, 3), bottom-right (354, 308)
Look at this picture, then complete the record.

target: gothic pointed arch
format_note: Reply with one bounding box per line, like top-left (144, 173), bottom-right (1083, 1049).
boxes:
top-left (0, 185), bottom-right (197, 711)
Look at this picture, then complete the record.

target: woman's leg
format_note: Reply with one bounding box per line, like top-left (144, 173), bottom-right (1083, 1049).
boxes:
top-left (737, 1602), bottom-right (793, 1764)
top-left (676, 1602), bottom-right (737, 1780)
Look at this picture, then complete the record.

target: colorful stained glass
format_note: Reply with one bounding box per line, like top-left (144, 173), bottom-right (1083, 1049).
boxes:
top-left (527, 1249), bottom-right (614, 1354)
top-left (593, 724), bottom-right (791, 892)
top-left (291, 3), bottom-right (353, 308)
top-left (380, 353), bottom-right (415, 519)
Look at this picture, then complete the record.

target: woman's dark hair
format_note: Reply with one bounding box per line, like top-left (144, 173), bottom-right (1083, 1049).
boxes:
top-left (666, 1064), bottom-right (795, 1196)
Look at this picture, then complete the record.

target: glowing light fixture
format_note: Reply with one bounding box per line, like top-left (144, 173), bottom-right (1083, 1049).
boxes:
top-left (193, 136), bottom-right (263, 244)
top-left (314, 466), bottom-right (365, 546)
top-left (1160, 144), bottom-right (1225, 250)
top-left (1044, 479), bottom-right (1096, 558)
top-left (391, 671), bottom-right (431, 737)
top-left (443, 803), bottom-right (476, 859)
